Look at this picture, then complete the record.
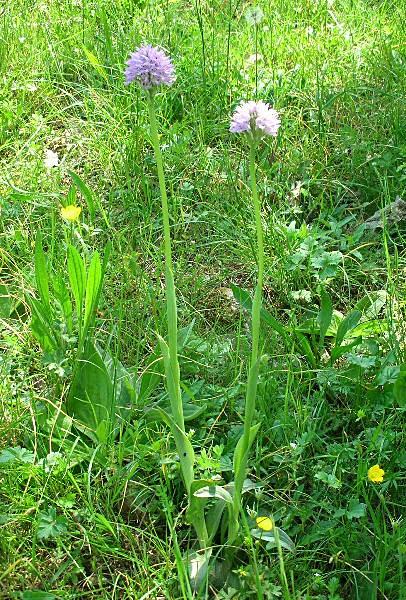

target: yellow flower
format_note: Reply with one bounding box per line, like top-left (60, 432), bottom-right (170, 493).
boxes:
top-left (256, 516), bottom-right (273, 532)
top-left (60, 205), bottom-right (82, 222)
top-left (368, 464), bottom-right (385, 484)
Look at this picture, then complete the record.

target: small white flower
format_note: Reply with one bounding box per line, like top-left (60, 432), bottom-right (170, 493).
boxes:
top-left (44, 149), bottom-right (59, 169)
top-left (245, 53), bottom-right (263, 66)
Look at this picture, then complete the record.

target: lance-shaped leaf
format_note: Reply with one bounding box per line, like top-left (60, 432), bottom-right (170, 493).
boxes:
top-left (194, 485), bottom-right (233, 504)
top-left (34, 232), bottom-right (51, 314)
top-left (233, 422), bottom-right (261, 475)
top-left (67, 245), bottom-right (86, 324)
top-left (148, 405), bottom-right (194, 494)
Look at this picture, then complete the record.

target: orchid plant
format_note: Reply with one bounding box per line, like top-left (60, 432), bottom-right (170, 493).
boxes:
top-left (125, 45), bottom-right (293, 590)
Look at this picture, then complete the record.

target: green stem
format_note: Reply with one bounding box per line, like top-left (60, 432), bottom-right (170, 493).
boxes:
top-left (146, 92), bottom-right (207, 549)
top-left (146, 92), bottom-right (184, 432)
top-left (229, 141), bottom-right (264, 544)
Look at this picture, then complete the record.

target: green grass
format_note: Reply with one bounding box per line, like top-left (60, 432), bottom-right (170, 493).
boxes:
top-left (1, 0), bottom-right (406, 598)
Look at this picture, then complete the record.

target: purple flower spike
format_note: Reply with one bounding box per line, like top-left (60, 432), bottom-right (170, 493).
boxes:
top-left (125, 44), bottom-right (175, 90)
top-left (230, 100), bottom-right (280, 140)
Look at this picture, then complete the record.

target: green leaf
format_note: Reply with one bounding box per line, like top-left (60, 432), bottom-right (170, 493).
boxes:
top-left (83, 46), bottom-right (109, 81)
top-left (67, 341), bottom-right (114, 435)
top-left (346, 499), bottom-right (366, 520)
top-left (393, 366), bottom-right (406, 406)
top-left (187, 548), bottom-right (212, 592)
top-left (330, 336), bottom-right (362, 363)
top-left (315, 471), bottom-right (342, 489)
top-left (334, 310), bottom-right (361, 348)
top-left (0, 284), bottom-right (12, 318)
top-left (37, 508), bottom-right (67, 540)
top-left (69, 171), bottom-right (95, 220)
top-left (250, 526), bottom-right (295, 551)
top-left (295, 331), bottom-right (317, 367)
top-left (230, 284), bottom-right (288, 339)
top-left (193, 485), bottom-right (233, 504)
top-left (0, 446), bottom-right (35, 465)
top-left (67, 245), bottom-right (86, 324)
top-left (353, 290), bottom-right (387, 320)
top-left (34, 232), bottom-right (51, 313)
top-left (137, 346), bottom-right (163, 405)
top-left (233, 422), bottom-right (261, 475)
top-left (205, 499), bottom-right (227, 543)
top-left (83, 251), bottom-right (102, 335)
top-left (318, 289), bottom-right (333, 348)
top-left (54, 275), bottom-right (73, 333)
top-left (29, 296), bottom-right (57, 351)
top-left (183, 402), bottom-right (207, 422)
top-left (21, 592), bottom-right (57, 600)
top-left (148, 405), bottom-right (195, 494)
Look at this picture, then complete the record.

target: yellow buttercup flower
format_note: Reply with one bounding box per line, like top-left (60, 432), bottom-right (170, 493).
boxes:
top-left (60, 205), bottom-right (82, 222)
top-left (368, 464), bottom-right (385, 484)
top-left (256, 516), bottom-right (273, 532)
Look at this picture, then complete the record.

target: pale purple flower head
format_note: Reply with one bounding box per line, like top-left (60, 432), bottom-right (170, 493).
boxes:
top-left (230, 100), bottom-right (280, 140)
top-left (125, 44), bottom-right (175, 90)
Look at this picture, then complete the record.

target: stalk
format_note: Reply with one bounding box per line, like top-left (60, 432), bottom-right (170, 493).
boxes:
top-left (146, 91), bottom-right (184, 432)
top-left (229, 140), bottom-right (264, 544)
top-left (146, 92), bottom-right (209, 550)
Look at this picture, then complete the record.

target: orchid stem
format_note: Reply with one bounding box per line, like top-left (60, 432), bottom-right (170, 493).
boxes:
top-left (229, 140), bottom-right (264, 545)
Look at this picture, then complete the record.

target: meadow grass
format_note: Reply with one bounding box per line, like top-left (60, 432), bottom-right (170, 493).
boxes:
top-left (1, 0), bottom-right (406, 598)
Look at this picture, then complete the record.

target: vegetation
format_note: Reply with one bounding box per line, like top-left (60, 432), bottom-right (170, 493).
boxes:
top-left (1, 0), bottom-right (405, 598)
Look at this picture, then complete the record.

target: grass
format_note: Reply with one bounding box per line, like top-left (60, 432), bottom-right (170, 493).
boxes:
top-left (1, 0), bottom-right (406, 598)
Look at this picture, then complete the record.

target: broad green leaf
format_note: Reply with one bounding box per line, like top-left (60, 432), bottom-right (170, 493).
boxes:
top-left (206, 499), bottom-right (227, 543)
top-left (224, 478), bottom-right (259, 497)
top-left (349, 319), bottom-right (387, 338)
top-left (250, 526), bottom-right (295, 551)
top-left (67, 341), bottom-right (114, 435)
top-left (183, 402), bottom-right (207, 422)
top-left (0, 446), bottom-right (35, 465)
top-left (194, 485), bottom-right (233, 504)
top-left (67, 245), bottom-right (86, 322)
top-left (34, 232), bottom-right (50, 313)
top-left (138, 347), bottom-right (163, 404)
top-left (178, 320), bottom-right (196, 350)
top-left (334, 310), bottom-right (361, 348)
top-left (187, 548), bottom-right (212, 592)
top-left (103, 348), bottom-right (134, 428)
top-left (138, 322), bottom-right (195, 405)
top-left (354, 290), bottom-right (387, 321)
top-left (346, 499), bottom-right (366, 520)
top-left (37, 508), bottom-right (67, 540)
top-left (53, 275), bottom-right (73, 333)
